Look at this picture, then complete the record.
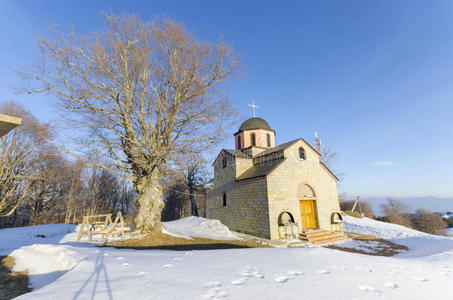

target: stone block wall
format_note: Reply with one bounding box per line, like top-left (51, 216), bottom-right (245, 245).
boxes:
top-left (206, 175), bottom-right (270, 239)
top-left (266, 140), bottom-right (341, 240)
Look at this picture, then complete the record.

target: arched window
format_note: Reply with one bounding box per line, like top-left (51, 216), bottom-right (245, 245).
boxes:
top-left (222, 193), bottom-right (227, 207)
top-left (237, 135), bottom-right (242, 149)
top-left (299, 147), bottom-right (306, 160)
top-left (298, 184), bottom-right (315, 198)
top-left (251, 133), bottom-right (256, 146)
top-left (266, 133), bottom-right (271, 147)
top-left (222, 156), bottom-right (227, 168)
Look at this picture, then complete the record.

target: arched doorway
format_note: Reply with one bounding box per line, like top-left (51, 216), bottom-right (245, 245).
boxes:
top-left (298, 184), bottom-right (318, 229)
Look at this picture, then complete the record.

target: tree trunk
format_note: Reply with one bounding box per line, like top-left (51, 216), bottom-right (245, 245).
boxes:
top-left (188, 185), bottom-right (199, 217)
top-left (134, 170), bottom-right (164, 233)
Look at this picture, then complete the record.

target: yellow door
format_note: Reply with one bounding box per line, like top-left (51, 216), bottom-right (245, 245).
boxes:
top-left (300, 200), bottom-right (317, 229)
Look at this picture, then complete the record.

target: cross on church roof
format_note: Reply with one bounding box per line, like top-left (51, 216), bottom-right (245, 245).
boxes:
top-left (248, 101), bottom-right (259, 117)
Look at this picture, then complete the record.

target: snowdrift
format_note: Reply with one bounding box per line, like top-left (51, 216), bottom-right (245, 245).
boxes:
top-left (11, 244), bottom-right (79, 289)
top-left (343, 215), bottom-right (453, 257)
top-left (163, 216), bottom-right (241, 240)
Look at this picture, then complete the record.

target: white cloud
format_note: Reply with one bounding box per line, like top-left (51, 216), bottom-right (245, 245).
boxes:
top-left (373, 161), bottom-right (394, 166)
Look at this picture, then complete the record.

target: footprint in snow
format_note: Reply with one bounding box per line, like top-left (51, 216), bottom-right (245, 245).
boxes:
top-left (231, 277), bottom-right (248, 285)
top-left (384, 282), bottom-right (399, 289)
top-left (317, 270), bottom-right (330, 275)
top-left (201, 287), bottom-right (227, 299)
top-left (115, 256), bottom-right (124, 260)
top-left (122, 263), bottom-right (130, 266)
top-left (204, 281), bottom-right (222, 288)
top-left (137, 271), bottom-right (147, 276)
top-left (241, 270), bottom-right (264, 278)
top-left (412, 276), bottom-right (428, 282)
top-left (103, 253), bottom-right (109, 256)
top-left (358, 285), bottom-right (380, 293)
top-left (163, 264), bottom-right (174, 268)
top-left (274, 276), bottom-right (289, 283)
top-left (173, 257), bottom-right (182, 261)
top-left (251, 271), bottom-right (264, 278)
top-left (287, 270), bottom-right (304, 276)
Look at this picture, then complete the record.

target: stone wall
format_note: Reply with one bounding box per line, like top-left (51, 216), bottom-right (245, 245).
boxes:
top-left (206, 154), bottom-right (270, 238)
top-left (206, 140), bottom-right (342, 241)
top-left (266, 140), bottom-right (341, 240)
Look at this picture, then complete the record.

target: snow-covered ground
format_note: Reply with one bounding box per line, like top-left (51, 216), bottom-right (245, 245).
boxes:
top-left (162, 216), bottom-right (242, 240)
top-left (446, 228), bottom-right (453, 237)
top-left (343, 215), bottom-right (453, 257)
top-left (0, 217), bottom-right (452, 299)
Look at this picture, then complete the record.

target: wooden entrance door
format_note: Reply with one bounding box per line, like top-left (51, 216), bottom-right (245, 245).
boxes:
top-left (300, 200), bottom-right (317, 229)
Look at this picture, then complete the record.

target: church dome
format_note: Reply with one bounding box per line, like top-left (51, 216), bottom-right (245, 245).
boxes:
top-left (239, 117), bottom-right (272, 131)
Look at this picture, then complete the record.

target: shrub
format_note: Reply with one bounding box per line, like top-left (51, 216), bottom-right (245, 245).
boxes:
top-left (343, 210), bottom-right (363, 218)
top-left (443, 217), bottom-right (453, 228)
top-left (411, 209), bottom-right (447, 236)
top-left (340, 200), bottom-right (374, 218)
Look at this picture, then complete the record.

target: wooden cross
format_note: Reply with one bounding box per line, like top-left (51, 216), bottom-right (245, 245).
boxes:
top-left (248, 101), bottom-right (259, 117)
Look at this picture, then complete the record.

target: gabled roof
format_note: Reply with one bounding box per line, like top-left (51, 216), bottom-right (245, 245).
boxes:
top-left (320, 162), bottom-right (339, 182)
top-left (212, 148), bottom-right (251, 166)
top-left (236, 159), bottom-right (284, 181)
top-left (0, 114), bottom-right (21, 137)
top-left (223, 149), bottom-right (251, 159)
top-left (255, 138), bottom-right (321, 159)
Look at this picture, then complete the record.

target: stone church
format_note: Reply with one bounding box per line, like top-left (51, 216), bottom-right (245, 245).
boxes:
top-left (206, 117), bottom-right (344, 241)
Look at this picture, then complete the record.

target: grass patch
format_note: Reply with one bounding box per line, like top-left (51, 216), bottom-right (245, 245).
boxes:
top-left (105, 231), bottom-right (270, 250)
top-left (325, 233), bottom-right (408, 257)
top-left (343, 210), bottom-right (364, 218)
top-left (0, 256), bottom-right (31, 300)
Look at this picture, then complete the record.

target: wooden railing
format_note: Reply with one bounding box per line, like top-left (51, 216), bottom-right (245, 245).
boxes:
top-left (76, 212), bottom-right (130, 241)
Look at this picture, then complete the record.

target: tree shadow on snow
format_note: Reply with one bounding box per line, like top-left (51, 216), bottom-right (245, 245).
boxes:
top-left (72, 250), bottom-right (113, 300)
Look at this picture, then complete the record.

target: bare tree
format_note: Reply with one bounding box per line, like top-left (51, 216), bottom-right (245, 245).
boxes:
top-left (320, 147), bottom-right (345, 181)
top-left (28, 150), bottom-right (73, 224)
top-left (0, 102), bottom-right (49, 216)
top-left (21, 13), bottom-right (238, 232)
top-left (382, 198), bottom-right (412, 228)
top-left (181, 154), bottom-right (209, 217)
top-left (161, 176), bottom-right (187, 222)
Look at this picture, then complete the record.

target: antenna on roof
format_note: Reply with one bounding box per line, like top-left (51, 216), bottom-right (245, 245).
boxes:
top-left (314, 131), bottom-right (322, 153)
top-left (248, 101), bottom-right (259, 117)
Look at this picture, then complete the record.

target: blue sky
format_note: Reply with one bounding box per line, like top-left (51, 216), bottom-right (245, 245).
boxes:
top-left (1, 0), bottom-right (453, 198)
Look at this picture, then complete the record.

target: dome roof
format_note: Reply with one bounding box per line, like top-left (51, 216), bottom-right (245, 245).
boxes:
top-left (239, 117), bottom-right (272, 131)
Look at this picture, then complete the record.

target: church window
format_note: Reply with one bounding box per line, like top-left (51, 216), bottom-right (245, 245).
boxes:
top-left (251, 133), bottom-right (256, 146)
top-left (237, 135), bottom-right (242, 149)
top-left (222, 156), bottom-right (227, 168)
top-left (222, 193), bottom-right (227, 206)
top-left (266, 133), bottom-right (271, 147)
top-left (299, 147), bottom-right (306, 160)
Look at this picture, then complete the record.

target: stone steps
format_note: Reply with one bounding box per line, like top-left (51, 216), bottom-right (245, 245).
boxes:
top-left (299, 229), bottom-right (348, 245)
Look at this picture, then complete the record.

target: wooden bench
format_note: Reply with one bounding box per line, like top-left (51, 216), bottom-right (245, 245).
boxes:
top-left (77, 212), bottom-right (130, 241)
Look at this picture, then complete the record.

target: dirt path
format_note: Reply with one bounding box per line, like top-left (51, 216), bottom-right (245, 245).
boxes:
top-left (0, 256), bottom-right (30, 300)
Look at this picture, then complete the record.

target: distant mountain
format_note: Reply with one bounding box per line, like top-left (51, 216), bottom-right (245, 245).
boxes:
top-left (357, 196), bottom-right (453, 216)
